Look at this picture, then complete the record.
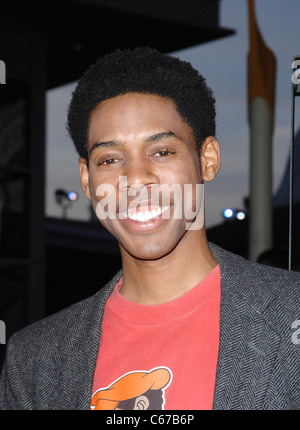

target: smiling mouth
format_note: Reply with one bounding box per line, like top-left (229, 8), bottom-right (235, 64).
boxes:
top-left (119, 205), bottom-right (170, 222)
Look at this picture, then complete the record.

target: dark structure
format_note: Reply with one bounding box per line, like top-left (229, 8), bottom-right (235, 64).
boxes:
top-left (207, 203), bottom-right (300, 271)
top-left (0, 0), bottom-right (235, 366)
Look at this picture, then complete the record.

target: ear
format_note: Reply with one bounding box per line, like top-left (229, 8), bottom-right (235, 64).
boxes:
top-left (199, 136), bottom-right (221, 182)
top-left (79, 157), bottom-right (91, 200)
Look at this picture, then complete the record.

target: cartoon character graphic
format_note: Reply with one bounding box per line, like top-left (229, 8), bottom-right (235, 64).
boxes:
top-left (90, 366), bottom-right (172, 410)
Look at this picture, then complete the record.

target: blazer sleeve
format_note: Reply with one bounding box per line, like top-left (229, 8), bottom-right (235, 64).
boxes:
top-left (0, 335), bottom-right (34, 410)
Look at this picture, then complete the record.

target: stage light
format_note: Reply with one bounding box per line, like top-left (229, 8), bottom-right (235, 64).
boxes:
top-left (67, 191), bottom-right (78, 201)
top-left (222, 208), bottom-right (247, 221)
top-left (55, 189), bottom-right (78, 218)
top-left (236, 211), bottom-right (246, 220)
top-left (223, 208), bottom-right (234, 219)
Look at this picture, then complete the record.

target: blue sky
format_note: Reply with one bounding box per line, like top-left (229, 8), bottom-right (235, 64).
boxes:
top-left (46, 0), bottom-right (300, 227)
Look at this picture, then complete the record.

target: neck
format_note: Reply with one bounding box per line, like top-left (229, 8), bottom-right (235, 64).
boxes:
top-left (119, 229), bottom-right (218, 305)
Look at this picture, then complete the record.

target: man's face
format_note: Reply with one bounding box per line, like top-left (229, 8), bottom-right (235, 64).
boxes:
top-left (80, 93), bottom-right (206, 260)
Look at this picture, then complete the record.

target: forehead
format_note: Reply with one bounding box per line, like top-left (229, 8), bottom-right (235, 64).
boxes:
top-left (87, 93), bottom-right (194, 144)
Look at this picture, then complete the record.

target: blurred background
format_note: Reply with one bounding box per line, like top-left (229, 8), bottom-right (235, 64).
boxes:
top-left (0, 0), bottom-right (300, 366)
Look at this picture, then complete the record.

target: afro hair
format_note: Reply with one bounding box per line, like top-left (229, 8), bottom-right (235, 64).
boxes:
top-left (67, 47), bottom-right (216, 161)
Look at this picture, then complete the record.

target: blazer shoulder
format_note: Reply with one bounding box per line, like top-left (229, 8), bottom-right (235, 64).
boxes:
top-left (210, 242), bottom-right (300, 310)
top-left (0, 272), bottom-right (120, 410)
top-left (6, 273), bottom-right (119, 360)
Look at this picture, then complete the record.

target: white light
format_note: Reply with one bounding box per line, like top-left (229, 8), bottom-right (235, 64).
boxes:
top-left (223, 208), bottom-right (234, 218)
top-left (67, 191), bottom-right (78, 201)
top-left (236, 211), bottom-right (246, 220)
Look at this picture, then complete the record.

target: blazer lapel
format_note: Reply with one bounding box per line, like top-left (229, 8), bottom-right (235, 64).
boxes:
top-left (210, 244), bottom-right (281, 410)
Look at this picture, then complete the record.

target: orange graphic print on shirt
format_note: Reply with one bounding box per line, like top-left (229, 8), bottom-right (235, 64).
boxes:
top-left (90, 366), bottom-right (172, 410)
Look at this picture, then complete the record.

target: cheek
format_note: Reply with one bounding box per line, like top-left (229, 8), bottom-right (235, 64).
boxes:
top-left (88, 174), bottom-right (119, 221)
top-left (173, 165), bottom-right (203, 221)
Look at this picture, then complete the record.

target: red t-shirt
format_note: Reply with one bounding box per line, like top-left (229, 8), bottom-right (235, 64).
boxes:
top-left (91, 265), bottom-right (221, 410)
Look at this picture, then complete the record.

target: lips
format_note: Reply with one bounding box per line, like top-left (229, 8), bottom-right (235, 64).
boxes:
top-left (117, 204), bottom-right (171, 233)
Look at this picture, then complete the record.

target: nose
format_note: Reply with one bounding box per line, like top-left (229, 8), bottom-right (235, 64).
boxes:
top-left (118, 157), bottom-right (159, 192)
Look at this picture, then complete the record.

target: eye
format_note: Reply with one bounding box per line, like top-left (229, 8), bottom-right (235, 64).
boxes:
top-left (153, 149), bottom-right (174, 157)
top-left (98, 157), bottom-right (121, 166)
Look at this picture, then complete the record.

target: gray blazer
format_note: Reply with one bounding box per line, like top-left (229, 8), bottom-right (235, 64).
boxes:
top-left (0, 243), bottom-right (299, 410)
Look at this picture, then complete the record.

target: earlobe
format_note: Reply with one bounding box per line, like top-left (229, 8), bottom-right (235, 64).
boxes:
top-left (200, 136), bottom-right (221, 182)
top-left (79, 157), bottom-right (91, 200)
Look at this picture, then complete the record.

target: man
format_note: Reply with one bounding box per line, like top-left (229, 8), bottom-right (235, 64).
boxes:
top-left (0, 48), bottom-right (299, 410)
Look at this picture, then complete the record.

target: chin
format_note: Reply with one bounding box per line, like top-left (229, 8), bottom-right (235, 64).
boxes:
top-left (120, 238), bottom-right (180, 261)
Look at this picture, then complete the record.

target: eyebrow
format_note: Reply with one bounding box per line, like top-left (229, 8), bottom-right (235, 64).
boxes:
top-left (145, 131), bottom-right (176, 142)
top-left (89, 140), bottom-right (116, 156)
top-left (89, 131), bottom-right (177, 156)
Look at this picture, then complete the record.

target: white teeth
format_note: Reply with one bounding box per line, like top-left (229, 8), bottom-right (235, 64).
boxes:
top-left (137, 212), bottom-right (145, 222)
top-left (123, 206), bottom-right (169, 222)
